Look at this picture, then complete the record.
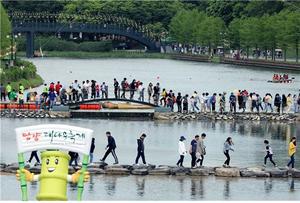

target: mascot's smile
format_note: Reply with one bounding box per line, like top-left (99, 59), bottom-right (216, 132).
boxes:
top-left (47, 167), bottom-right (56, 173)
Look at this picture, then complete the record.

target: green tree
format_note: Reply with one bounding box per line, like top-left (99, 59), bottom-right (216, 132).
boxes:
top-left (285, 11), bottom-right (300, 62)
top-left (0, 2), bottom-right (11, 52)
top-left (198, 16), bottom-right (225, 55)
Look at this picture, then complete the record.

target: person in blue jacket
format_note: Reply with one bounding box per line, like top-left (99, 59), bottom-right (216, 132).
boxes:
top-left (135, 133), bottom-right (147, 165)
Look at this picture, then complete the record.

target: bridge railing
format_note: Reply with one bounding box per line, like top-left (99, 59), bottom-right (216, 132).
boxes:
top-left (12, 21), bottom-right (159, 50)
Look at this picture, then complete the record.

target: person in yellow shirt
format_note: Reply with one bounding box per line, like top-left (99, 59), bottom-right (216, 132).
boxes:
top-left (286, 137), bottom-right (296, 170)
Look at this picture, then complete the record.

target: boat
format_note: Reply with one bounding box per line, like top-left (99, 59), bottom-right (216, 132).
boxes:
top-left (267, 78), bottom-right (294, 83)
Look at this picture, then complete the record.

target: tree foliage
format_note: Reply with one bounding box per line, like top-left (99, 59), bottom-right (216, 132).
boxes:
top-left (0, 2), bottom-right (11, 51)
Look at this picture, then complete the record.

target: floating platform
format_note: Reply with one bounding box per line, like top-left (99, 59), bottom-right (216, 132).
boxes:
top-left (70, 109), bottom-right (155, 119)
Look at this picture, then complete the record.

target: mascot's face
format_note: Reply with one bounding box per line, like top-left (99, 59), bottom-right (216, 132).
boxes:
top-left (41, 156), bottom-right (65, 175)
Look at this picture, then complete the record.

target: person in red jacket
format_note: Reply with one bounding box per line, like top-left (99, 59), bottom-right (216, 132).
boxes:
top-left (55, 81), bottom-right (62, 94)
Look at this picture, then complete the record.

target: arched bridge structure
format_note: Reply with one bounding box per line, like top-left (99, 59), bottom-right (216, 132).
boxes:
top-left (68, 98), bottom-right (159, 108)
top-left (9, 12), bottom-right (161, 58)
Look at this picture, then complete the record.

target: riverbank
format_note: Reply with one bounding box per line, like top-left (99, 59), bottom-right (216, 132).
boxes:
top-left (17, 51), bottom-right (172, 59)
top-left (18, 51), bottom-right (300, 71)
top-left (0, 109), bottom-right (299, 123)
top-left (0, 59), bottom-right (43, 90)
top-left (1, 162), bottom-right (299, 179)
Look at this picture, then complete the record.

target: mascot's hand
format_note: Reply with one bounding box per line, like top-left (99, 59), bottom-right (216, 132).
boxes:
top-left (71, 170), bottom-right (90, 183)
top-left (16, 169), bottom-right (34, 182)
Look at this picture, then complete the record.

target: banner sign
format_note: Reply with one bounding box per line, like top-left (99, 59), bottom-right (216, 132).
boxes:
top-left (15, 124), bottom-right (93, 155)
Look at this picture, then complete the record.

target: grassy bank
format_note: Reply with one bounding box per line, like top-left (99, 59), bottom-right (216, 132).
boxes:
top-left (0, 59), bottom-right (44, 90)
top-left (9, 74), bottom-right (43, 90)
top-left (17, 51), bottom-right (172, 59)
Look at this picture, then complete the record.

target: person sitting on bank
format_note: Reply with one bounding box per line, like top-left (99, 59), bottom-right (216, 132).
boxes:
top-left (135, 133), bottom-right (147, 165)
top-left (100, 131), bottom-right (119, 165)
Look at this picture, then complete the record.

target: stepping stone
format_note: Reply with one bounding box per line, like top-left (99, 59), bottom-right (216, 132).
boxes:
top-left (105, 167), bottom-right (130, 175)
top-left (88, 168), bottom-right (106, 174)
top-left (131, 169), bottom-right (149, 175)
top-left (215, 167), bottom-right (240, 177)
top-left (148, 168), bottom-right (171, 175)
top-left (240, 167), bottom-right (270, 178)
top-left (291, 169), bottom-right (300, 178)
top-left (171, 167), bottom-right (190, 176)
top-left (190, 167), bottom-right (210, 176)
top-left (29, 165), bottom-right (41, 174)
top-left (264, 168), bottom-right (288, 178)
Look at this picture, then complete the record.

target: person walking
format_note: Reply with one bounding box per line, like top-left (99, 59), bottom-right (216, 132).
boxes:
top-left (89, 138), bottom-right (95, 163)
top-left (153, 83), bottom-right (160, 105)
top-left (196, 133), bottom-right (206, 167)
top-left (286, 137), bottom-right (297, 170)
top-left (274, 94), bottom-right (281, 113)
top-left (27, 151), bottom-right (40, 164)
top-left (130, 79), bottom-right (136, 100)
top-left (113, 78), bottom-right (119, 99)
top-left (100, 131), bottom-right (119, 164)
top-left (176, 136), bottom-right (187, 167)
top-left (223, 137), bottom-right (234, 168)
top-left (135, 133), bottom-right (147, 165)
top-left (182, 94), bottom-right (189, 113)
top-left (121, 78), bottom-right (127, 99)
top-left (69, 151), bottom-right (79, 166)
top-left (190, 135), bottom-right (199, 168)
top-left (176, 92), bottom-right (182, 113)
top-left (263, 140), bottom-right (277, 167)
top-left (138, 82), bottom-right (145, 102)
top-left (147, 82), bottom-right (153, 103)
top-left (0, 83), bottom-right (6, 101)
top-left (6, 82), bottom-right (12, 100)
top-left (282, 94), bottom-right (287, 113)
top-left (229, 93), bottom-right (236, 113)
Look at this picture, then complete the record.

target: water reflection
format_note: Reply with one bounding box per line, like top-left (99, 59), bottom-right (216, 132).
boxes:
top-left (88, 175), bottom-right (95, 192)
top-left (135, 176), bottom-right (145, 197)
top-left (289, 179), bottom-right (295, 192)
top-left (190, 178), bottom-right (205, 200)
top-left (103, 176), bottom-right (117, 196)
top-left (223, 179), bottom-right (230, 200)
top-left (264, 179), bottom-right (273, 193)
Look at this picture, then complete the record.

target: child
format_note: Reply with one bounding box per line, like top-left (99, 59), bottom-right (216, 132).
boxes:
top-left (176, 136), bottom-right (187, 167)
top-left (263, 140), bottom-right (277, 167)
top-left (223, 137), bottom-right (234, 168)
top-left (286, 137), bottom-right (297, 170)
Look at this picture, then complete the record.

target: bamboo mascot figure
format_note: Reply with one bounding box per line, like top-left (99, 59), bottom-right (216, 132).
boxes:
top-left (16, 151), bottom-right (90, 201)
top-left (15, 124), bottom-right (93, 201)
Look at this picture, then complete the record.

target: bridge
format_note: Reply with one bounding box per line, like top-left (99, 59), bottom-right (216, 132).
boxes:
top-left (9, 12), bottom-right (161, 58)
top-left (67, 98), bottom-right (159, 108)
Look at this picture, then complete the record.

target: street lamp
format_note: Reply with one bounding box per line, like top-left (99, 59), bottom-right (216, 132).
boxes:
top-left (6, 32), bottom-right (21, 66)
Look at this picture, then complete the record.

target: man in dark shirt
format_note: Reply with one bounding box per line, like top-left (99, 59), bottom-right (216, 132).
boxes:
top-left (121, 78), bottom-right (127, 99)
top-left (135, 133), bottom-right (147, 165)
top-left (113, 78), bottom-right (119, 99)
top-left (100, 131), bottom-right (118, 164)
top-left (190, 135), bottom-right (199, 168)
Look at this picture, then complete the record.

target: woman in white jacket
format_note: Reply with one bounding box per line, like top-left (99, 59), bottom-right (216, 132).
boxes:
top-left (176, 136), bottom-right (187, 167)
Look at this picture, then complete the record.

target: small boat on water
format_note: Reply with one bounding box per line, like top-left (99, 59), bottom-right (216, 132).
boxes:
top-left (267, 79), bottom-right (294, 83)
top-left (268, 73), bottom-right (294, 83)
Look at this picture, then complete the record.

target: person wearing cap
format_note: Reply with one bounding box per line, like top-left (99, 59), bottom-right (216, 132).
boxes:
top-left (176, 136), bottom-right (187, 167)
top-left (135, 133), bottom-right (147, 165)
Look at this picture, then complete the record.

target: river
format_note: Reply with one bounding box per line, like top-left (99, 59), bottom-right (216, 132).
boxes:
top-left (1, 58), bottom-right (300, 200)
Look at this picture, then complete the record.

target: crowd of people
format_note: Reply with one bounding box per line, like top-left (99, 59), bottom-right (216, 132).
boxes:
top-left (0, 80), bottom-right (299, 113)
top-left (27, 132), bottom-right (297, 171)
